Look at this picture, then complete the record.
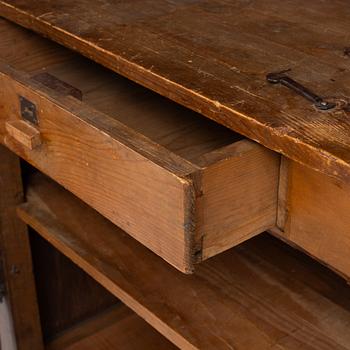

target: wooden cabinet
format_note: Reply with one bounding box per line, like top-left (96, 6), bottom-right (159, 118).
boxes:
top-left (1, 1), bottom-right (350, 349)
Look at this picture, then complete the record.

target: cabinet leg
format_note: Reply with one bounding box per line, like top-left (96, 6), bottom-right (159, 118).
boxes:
top-left (0, 145), bottom-right (43, 350)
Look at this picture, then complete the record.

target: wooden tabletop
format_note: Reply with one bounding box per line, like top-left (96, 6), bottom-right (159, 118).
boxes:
top-left (1, 1), bottom-right (350, 180)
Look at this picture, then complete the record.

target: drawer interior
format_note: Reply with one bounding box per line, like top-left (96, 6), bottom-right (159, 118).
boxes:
top-left (0, 19), bottom-right (241, 164)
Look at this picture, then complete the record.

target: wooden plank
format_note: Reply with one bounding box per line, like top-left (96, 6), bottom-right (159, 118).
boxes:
top-left (47, 305), bottom-right (176, 350)
top-left (2, 1), bottom-right (350, 181)
top-left (5, 120), bottom-right (41, 149)
top-left (0, 145), bottom-right (43, 349)
top-left (17, 173), bottom-right (350, 350)
top-left (279, 161), bottom-right (350, 281)
top-left (196, 140), bottom-right (280, 260)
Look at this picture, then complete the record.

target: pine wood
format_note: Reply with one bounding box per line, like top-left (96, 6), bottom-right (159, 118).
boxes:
top-left (5, 119), bottom-right (41, 149)
top-left (0, 145), bottom-right (43, 349)
top-left (0, 19), bottom-right (238, 163)
top-left (1, 0), bottom-right (350, 181)
top-left (17, 173), bottom-right (350, 350)
top-left (197, 140), bottom-right (279, 259)
top-left (0, 18), bottom-right (279, 272)
top-left (277, 160), bottom-right (350, 281)
top-left (47, 305), bottom-right (176, 350)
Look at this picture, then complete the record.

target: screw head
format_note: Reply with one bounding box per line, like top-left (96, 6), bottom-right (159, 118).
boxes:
top-left (315, 100), bottom-right (336, 111)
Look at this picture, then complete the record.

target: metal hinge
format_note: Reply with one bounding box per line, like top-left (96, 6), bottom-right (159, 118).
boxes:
top-left (19, 96), bottom-right (38, 125)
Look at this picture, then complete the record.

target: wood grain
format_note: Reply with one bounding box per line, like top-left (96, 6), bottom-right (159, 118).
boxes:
top-left (0, 18), bottom-right (279, 272)
top-left (0, 62), bottom-right (197, 273)
top-left (0, 18), bottom-right (238, 163)
top-left (0, 145), bottom-right (43, 349)
top-left (196, 140), bottom-right (280, 259)
top-left (279, 161), bottom-right (350, 281)
top-left (6, 119), bottom-right (41, 149)
top-left (17, 173), bottom-right (350, 350)
top-left (1, 1), bottom-right (350, 180)
top-left (47, 305), bottom-right (176, 350)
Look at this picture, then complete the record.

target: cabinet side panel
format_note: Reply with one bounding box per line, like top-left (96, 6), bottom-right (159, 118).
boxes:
top-left (283, 162), bottom-right (350, 279)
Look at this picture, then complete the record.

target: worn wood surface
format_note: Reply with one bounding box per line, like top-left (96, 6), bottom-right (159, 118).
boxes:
top-left (278, 160), bottom-right (350, 281)
top-left (0, 18), bottom-right (237, 163)
top-left (0, 50), bottom-right (198, 273)
top-left (0, 145), bottom-right (43, 349)
top-left (1, 0), bottom-right (350, 180)
top-left (47, 305), bottom-right (176, 350)
top-left (17, 173), bottom-right (350, 350)
top-left (29, 230), bottom-right (117, 342)
top-left (197, 140), bottom-right (279, 259)
top-left (5, 120), bottom-right (41, 149)
top-left (0, 18), bottom-right (279, 272)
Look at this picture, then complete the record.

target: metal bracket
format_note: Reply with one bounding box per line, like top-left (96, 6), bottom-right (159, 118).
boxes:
top-left (19, 96), bottom-right (38, 125)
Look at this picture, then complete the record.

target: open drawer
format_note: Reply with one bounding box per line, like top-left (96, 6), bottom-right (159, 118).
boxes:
top-left (0, 19), bottom-right (279, 272)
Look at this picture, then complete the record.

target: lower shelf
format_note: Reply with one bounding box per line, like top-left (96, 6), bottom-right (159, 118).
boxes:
top-left (18, 173), bottom-right (350, 350)
top-left (47, 304), bottom-right (175, 350)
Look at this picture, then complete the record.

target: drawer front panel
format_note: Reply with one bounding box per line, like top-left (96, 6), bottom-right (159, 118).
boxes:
top-left (0, 65), bottom-right (197, 273)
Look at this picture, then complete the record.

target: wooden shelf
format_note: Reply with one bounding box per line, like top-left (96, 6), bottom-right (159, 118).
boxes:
top-left (47, 304), bottom-right (175, 350)
top-left (18, 173), bottom-right (350, 350)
